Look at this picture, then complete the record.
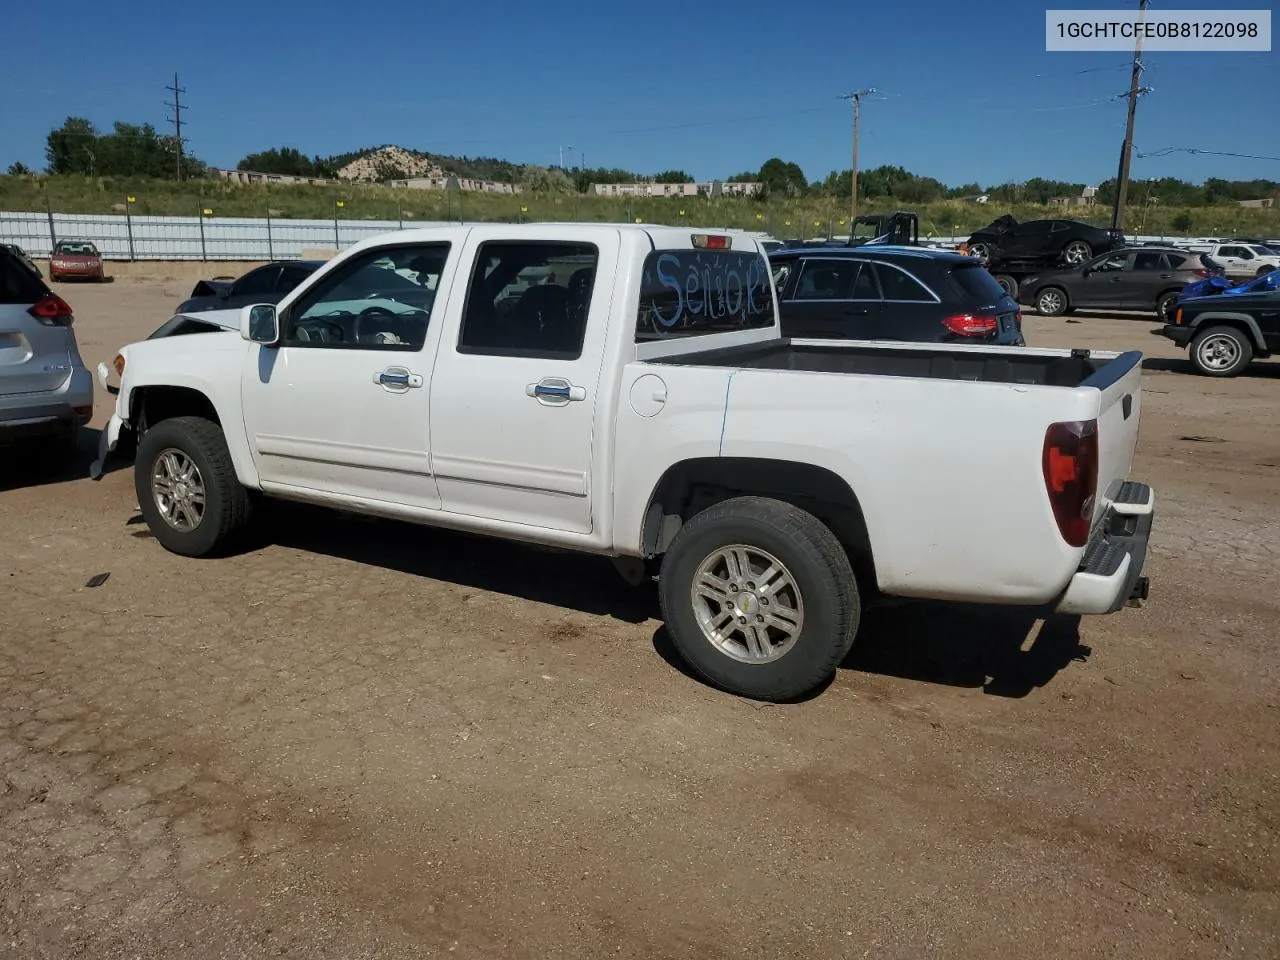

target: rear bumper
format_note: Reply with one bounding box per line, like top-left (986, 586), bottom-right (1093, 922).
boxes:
top-left (0, 366), bottom-right (94, 441)
top-left (1054, 482), bottom-right (1154, 616)
top-left (1160, 323), bottom-right (1193, 346)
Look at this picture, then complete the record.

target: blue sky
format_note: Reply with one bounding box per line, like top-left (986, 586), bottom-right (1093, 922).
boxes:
top-left (4, 0), bottom-right (1276, 187)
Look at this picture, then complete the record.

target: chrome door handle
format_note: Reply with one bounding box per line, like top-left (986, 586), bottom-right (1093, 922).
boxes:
top-left (373, 367), bottom-right (423, 390)
top-left (526, 376), bottom-right (586, 406)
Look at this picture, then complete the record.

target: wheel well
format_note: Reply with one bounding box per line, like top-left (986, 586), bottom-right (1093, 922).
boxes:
top-left (641, 457), bottom-right (877, 590)
top-left (131, 386), bottom-right (221, 432)
top-left (1191, 318), bottom-right (1264, 352)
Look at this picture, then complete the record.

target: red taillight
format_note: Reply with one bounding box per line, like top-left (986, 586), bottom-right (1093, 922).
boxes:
top-left (28, 293), bottom-right (74, 327)
top-left (1042, 420), bottom-right (1098, 548)
top-left (942, 313), bottom-right (998, 336)
top-left (1014, 309), bottom-right (1023, 328)
top-left (1193, 268), bottom-right (1208, 278)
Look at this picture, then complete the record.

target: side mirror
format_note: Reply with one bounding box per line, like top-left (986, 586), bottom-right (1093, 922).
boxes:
top-left (241, 304), bottom-right (279, 344)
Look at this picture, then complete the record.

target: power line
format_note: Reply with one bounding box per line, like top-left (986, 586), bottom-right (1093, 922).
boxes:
top-left (837, 88), bottom-right (876, 222)
top-left (165, 72), bottom-right (186, 180)
top-left (1137, 147), bottom-right (1280, 162)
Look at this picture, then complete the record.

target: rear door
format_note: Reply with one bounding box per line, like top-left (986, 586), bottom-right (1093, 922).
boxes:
top-left (867, 260), bottom-right (940, 340)
top-left (0, 251), bottom-right (73, 397)
top-left (780, 257), bottom-right (881, 338)
top-left (427, 228), bottom-right (620, 534)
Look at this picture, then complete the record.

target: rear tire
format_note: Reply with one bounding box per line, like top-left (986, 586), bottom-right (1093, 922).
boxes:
top-left (658, 496), bottom-right (860, 702)
top-left (1156, 291), bottom-right (1179, 322)
top-left (1062, 240), bottom-right (1092, 264)
top-left (1258, 265), bottom-right (1276, 277)
top-left (1189, 325), bottom-right (1253, 378)
top-left (992, 274), bottom-right (1018, 298)
top-left (1035, 286), bottom-right (1069, 317)
top-left (134, 416), bottom-right (253, 557)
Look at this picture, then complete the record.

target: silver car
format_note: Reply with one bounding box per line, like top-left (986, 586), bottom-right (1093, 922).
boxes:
top-left (1, 245), bottom-right (94, 453)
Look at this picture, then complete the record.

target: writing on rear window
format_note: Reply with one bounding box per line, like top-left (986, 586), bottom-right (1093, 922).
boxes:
top-left (636, 250), bottom-right (775, 341)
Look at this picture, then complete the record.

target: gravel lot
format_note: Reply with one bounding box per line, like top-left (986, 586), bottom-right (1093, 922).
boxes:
top-left (2, 279), bottom-right (1277, 959)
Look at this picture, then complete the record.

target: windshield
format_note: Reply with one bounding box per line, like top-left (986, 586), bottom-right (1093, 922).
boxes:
top-left (54, 241), bottom-right (98, 255)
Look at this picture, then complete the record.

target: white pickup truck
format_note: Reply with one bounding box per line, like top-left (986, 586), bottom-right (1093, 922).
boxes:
top-left (92, 224), bottom-right (1155, 701)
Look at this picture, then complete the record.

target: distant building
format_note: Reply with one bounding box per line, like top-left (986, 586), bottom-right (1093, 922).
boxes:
top-left (389, 176), bottom-right (522, 195)
top-left (591, 180), bottom-right (762, 198)
top-left (211, 168), bottom-right (338, 187)
top-left (1049, 185), bottom-right (1098, 208)
top-left (1237, 198), bottom-right (1275, 209)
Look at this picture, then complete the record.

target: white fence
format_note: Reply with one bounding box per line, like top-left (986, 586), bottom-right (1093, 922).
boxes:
top-left (0, 209), bottom-right (1234, 262)
top-left (0, 211), bottom-right (452, 262)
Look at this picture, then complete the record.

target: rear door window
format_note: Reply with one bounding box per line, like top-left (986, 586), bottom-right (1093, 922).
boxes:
top-left (1133, 252), bottom-right (1163, 270)
top-left (234, 265), bottom-right (282, 298)
top-left (794, 259), bottom-right (859, 300)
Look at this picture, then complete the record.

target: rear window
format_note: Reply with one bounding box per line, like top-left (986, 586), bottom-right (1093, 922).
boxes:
top-left (948, 262), bottom-right (1007, 303)
top-left (54, 241), bottom-right (99, 255)
top-left (636, 249), bottom-right (775, 341)
top-left (0, 249), bottom-right (50, 304)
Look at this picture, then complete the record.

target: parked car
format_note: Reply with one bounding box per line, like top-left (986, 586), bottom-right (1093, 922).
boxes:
top-left (92, 224), bottom-right (1154, 702)
top-left (964, 216), bottom-right (1125, 266)
top-left (1179, 267), bottom-right (1280, 302)
top-left (1160, 284), bottom-right (1280, 377)
top-left (769, 246), bottom-right (1024, 345)
top-left (48, 239), bottom-right (106, 282)
top-left (1017, 247), bottom-right (1218, 320)
top-left (2, 243), bottom-right (42, 279)
top-left (1197, 242), bottom-right (1280, 280)
top-left (0, 245), bottom-right (93, 454)
top-left (176, 260), bottom-right (325, 315)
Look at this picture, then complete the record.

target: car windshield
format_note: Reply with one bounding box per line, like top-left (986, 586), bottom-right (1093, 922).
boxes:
top-left (55, 242), bottom-right (98, 255)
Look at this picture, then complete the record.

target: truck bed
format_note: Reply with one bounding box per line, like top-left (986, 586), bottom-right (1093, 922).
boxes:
top-left (651, 338), bottom-right (1139, 389)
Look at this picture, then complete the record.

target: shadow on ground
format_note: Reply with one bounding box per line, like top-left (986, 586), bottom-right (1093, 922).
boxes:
top-left (0, 427), bottom-right (127, 493)
top-left (653, 601), bottom-right (1086, 702)
top-left (1142, 356), bottom-right (1280, 379)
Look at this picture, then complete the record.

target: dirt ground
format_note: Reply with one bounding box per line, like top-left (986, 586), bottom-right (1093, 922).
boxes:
top-left (2, 278), bottom-right (1277, 959)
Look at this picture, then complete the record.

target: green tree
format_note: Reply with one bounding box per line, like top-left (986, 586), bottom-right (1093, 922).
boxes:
top-left (45, 117), bottom-right (98, 174)
top-left (653, 169), bottom-right (694, 183)
top-left (758, 158), bottom-right (808, 197)
top-left (1171, 211), bottom-right (1193, 232)
top-left (6, 162), bottom-right (33, 176)
top-left (238, 147), bottom-right (327, 177)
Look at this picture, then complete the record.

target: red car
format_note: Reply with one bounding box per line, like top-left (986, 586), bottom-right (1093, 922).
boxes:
top-left (48, 239), bottom-right (106, 282)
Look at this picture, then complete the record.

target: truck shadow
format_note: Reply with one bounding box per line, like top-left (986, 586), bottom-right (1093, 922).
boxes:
top-left (265, 504), bottom-right (1089, 697)
top-left (652, 604), bottom-right (1087, 702)
top-left (264, 504), bottom-right (658, 624)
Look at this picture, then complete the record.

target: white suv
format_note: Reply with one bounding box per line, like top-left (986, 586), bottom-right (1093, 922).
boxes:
top-left (0, 246), bottom-right (94, 454)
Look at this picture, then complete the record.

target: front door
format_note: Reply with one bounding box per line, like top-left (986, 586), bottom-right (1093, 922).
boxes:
top-left (1075, 252), bottom-right (1130, 307)
top-left (241, 241), bottom-right (457, 510)
top-left (428, 229), bottom-right (619, 535)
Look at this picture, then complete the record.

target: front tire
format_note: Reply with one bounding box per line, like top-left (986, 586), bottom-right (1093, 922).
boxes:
top-left (1190, 325), bottom-right (1253, 378)
top-left (134, 416), bottom-right (253, 557)
top-left (658, 496), bottom-right (860, 701)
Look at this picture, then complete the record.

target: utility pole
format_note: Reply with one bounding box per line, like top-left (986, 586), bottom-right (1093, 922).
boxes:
top-left (165, 72), bottom-right (187, 180)
top-left (839, 88), bottom-right (876, 223)
top-left (1111, 0), bottom-right (1149, 232)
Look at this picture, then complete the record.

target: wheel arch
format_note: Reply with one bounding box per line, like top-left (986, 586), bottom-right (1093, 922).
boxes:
top-left (1186, 312), bottom-right (1267, 352)
top-left (640, 457), bottom-right (878, 593)
top-left (124, 380), bottom-right (260, 487)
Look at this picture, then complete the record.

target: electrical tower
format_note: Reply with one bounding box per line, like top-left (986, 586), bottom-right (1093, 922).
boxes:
top-left (165, 73), bottom-right (187, 180)
top-left (839, 88), bottom-right (877, 223)
top-left (1111, 0), bottom-right (1150, 232)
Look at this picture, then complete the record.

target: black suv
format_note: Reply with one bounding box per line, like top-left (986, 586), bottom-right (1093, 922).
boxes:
top-left (1160, 270), bottom-right (1280, 376)
top-left (768, 246), bottom-right (1024, 346)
